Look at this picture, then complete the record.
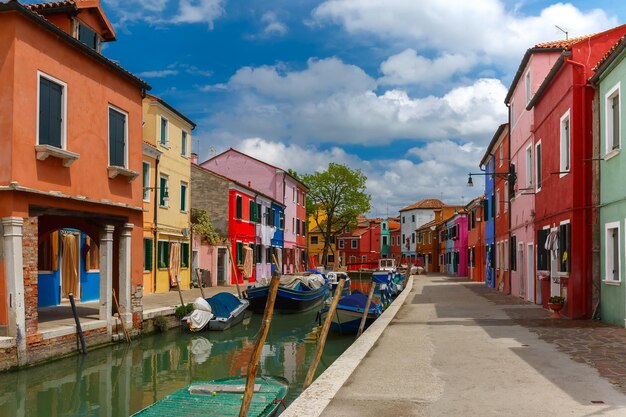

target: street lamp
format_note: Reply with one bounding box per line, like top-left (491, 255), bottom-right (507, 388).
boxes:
top-left (466, 165), bottom-right (516, 188)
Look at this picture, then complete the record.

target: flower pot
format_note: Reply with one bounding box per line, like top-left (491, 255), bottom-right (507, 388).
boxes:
top-left (548, 302), bottom-right (564, 319)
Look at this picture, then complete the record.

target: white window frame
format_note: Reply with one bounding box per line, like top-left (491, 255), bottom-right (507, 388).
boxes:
top-left (558, 219), bottom-right (571, 276)
top-left (535, 140), bottom-right (542, 193)
top-left (159, 116), bottom-right (169, 147)
top-left (351, 239), bottom-right (357, 249)
top-left (605, 221), bottom-right (621, 282)
top-left (338, 240), bottom-right (344, 249)
top-left (142, 161), bottom-right (151, 202)
top-left (499, 144), bottom-right (503, 167)
top-left (495, 188), bottom-right (500, 217)
top-left (107, 104), bottom-right (129, 168)
top-left (525, 144), bottom-right (532, 188)
top-left (37, 71), bottom-right (68, 149)
top-left (181, 130), bottom-right (189, 157)
top-left (525, 70), bottom-right (532, 105)
top-left (560, 109), bottom-right (571, 177)
top-left (180, 181), bottom-right (188, 213)
top-left (605, 82), bottom-right (621, 156)
top-left (510, 100), bottom-right (515, 127)
top-left (504, 182), bottom-right (508, 213)
top-left (159, 174), bottom-right (169, 208)
top-left (504, 239), bottom-right (509, 271)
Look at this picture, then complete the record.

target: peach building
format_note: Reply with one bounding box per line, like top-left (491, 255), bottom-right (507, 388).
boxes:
top-left (0, 0), bottom-right (149, 368)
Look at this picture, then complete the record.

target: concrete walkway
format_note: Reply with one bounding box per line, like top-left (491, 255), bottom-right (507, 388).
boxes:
top-left (318, 274), bottom-right (626, 416)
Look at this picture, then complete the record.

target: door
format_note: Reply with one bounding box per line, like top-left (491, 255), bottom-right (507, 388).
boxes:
top-left (528, 243), bottom-right (536, 304)
top-left (60, 231), bottom-right (80, 300)
top-left (217, 248), bottom-right (226, 284)
top-left (518, 243), bottom-right (524, 297)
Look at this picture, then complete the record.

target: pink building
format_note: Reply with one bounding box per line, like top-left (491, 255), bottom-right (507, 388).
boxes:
top-left (506, 45), bottom-right (562, 304)
top-left (454, 213), bottom-right (468, 277)
top-left (200, 149), bottom-right (308, 273)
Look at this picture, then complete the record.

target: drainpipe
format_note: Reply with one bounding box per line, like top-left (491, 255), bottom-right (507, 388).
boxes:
top-left (153, 154), bottom-right (160, 292)
top-left (507, 103), bottom-right (512, 296)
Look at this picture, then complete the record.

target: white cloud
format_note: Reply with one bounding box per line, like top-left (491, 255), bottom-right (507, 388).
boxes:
top-left (261, 12), bottom-right (288, 37)
top-left (313, 1), bottom-right (617, 65)
top-left (172, 0), bottom-right (225, 28)
top-left (104, 0), bottom-right (225, 28)
top-left (137, 69), bottom-right (179, 78)
top-left (378, 49), bottom-right (476, 85)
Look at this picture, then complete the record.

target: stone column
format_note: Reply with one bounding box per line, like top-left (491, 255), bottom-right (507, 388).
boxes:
top-left (118, 223), bottom-right (133, 327)
top-left (2, 217), bottom-right (26, 359)
top-left (99, 225), bottom-right (114, 333)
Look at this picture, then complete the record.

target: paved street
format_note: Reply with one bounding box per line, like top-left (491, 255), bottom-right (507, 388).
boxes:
top-left (320, 274), bottom-right (626, 417)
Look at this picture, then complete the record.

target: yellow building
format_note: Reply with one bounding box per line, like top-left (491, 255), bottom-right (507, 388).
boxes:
top-left (308, 207), bottom-right (337, 269)
top-left (142, 94), bottom-right (195, 293)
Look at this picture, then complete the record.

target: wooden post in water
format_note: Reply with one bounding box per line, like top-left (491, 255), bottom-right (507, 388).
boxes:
top-left (238, 272), bottom-right (280, 417)
top-left (112, 289), bottom-right (131, 344)
top-left (303, 278), bottom-right (346, 390)
top-left (196, 268), bottom-right (206, 299)
top-left (68, 293), bottom-right (88, 354)
top-left (357, 282), bottom-right (376, 337)
top-left (226, 243), bottom-right (243, 299)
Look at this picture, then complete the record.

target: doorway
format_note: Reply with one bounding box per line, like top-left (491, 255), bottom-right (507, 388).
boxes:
top-left (518, 243), bottom-right (524, 298)
top-left (60, 231), bottom-right (80, 300)
top-left (527, 243), bottom-right (535, 304)
top-left (217, 248), bottom-right (226, 285)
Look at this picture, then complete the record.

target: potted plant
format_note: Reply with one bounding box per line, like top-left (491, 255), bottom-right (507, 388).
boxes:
top-left (548, 295), bottom-right (565, 318)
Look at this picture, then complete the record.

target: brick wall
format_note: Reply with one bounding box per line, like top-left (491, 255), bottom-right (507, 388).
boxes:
top-left (22, 217), bottom-right (38, 336)
top-left (25, 327), bottom-right (109, 365)
top-left (191, 165), bottom-right (229, 236)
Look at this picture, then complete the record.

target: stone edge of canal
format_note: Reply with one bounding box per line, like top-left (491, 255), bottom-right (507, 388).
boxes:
top-left (280, 276), bottom-right (415, 417)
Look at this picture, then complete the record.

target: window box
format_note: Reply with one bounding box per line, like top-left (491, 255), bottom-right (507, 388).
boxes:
top-left (108, 165), bottom-right (139, 182)
top-left (35, 144), bottom-right (79, 167)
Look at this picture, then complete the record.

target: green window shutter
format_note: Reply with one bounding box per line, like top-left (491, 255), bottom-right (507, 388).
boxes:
top-left (180, 243), bottom-right (189, 267)
top-left (236, 242), bottom-right (243, 264)
top-left (144, 238), bottom-right (153, 271)
top-left (249, 200), bottom-right (256, 222)
top-left (257, 203), bottom-right (262, 224)
top-left (165, 241), bottom-right (170, 267)
top-left (180, 183), bottom-right (187, 211)
top-left (160, 177), bottom-right (168, 206)
top-left (157, 241), bottom-right (164, 268)
top-left (236, 196), bottom-right (242, 219)
top-left (39, 77), bottom-right (63, 148)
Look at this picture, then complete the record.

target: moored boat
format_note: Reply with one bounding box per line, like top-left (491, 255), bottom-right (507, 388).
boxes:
top-left (320, 291), bottom-right (382, 334)
top-left (184, 292), bottom-right (250, 331)
top-left (327, 271), bottom-right (350, 296)
top-left (244, 272), bottom-right (328, 313)
top-left (131, 375), bottom-right (289, 417)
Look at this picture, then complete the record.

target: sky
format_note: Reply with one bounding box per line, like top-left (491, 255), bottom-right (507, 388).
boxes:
top-left (92, 0), bottom-right (626, 217)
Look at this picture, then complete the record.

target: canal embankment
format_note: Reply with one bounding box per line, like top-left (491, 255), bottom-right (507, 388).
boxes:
top-left (281, 275), bottom-right (415, 417)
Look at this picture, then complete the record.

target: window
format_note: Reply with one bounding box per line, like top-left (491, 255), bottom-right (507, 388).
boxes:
top-left (402, 234), bottom-right (405, 243)
top-left (490, 193), bottom-right (495, 219)
top-left (412, 233), bottom-right (415, 244)
top-left (160, 117), bottom-right (168, 146)
top-left (511, 101), bottom-right (515, 126)
top-left (495, 189), bottom-right (500, 217)
top-left (525, 70), bottom-right (531, 105)
top-left (279, 212), bottom-right (285, 229)
top-left (499, 144), bottom-right (503, 167)
top-left (143, 238), bottom-right (153, 272)
top-left (302, 193), bottom-right (306, 207)
top-left (157, 240), bottom-right (169, 268)
top-left (428, 232), bottom-right (432, 244)
top-left (338, 239), bottom-right (345, 249)
top-left (606, 83), bottom-right (621, 153)
top-left (84, 236), bottom-right (99, 271)
top-left (327, 254), bottom-right (335, 263)
top-left (391, 236), bottom-right (395, 246)
top-left (181, 131), bottom-right (188, 157)
top-left (77, 22), bottom-right (99, 51)
top-left (525, 145), bottom-right (532, 187)
top-left (504, 183), bottom-right (508, 213)
top-left (402, 216), bottom-right (405, 224)
top-left (605, 222), bottom-right (620, 281)
top-left (142, 162), bottom-right (150, 202)
top-left (236, 242), bottom-right (243, 264)
top-left (180, 182), bottom-right (188, 212)
top-left (535, 141), bottom-right (542, 191)
top-left (236, 195), bottom-right (242, 219)
top-left (159, 175), bottom-right (169, 207)
top-left (108, 106), bottom-right (127, 167)
top-left (560, 110), bottom-right (570, 175)
top-left (537, 228), bottom-right (549, 270)
top-left (38, 73), bottom-right (66, 149)
top-left (382, 236), bottom-right (388, 246)
top-left (249, 200), bottom-right (256, 222)
top-left (504, 240), bottom-right (509, 271)
top-left (382, 223), bottom-right (387, 230)
top-left (558, 222), bottom-right (570, 273)
top-left (311, 236), bottom-right (319, 245)
top-left (180, 242), bottom-right (189, 268)
top-left (510, 235), bottom-right (517, 271)
top-left (351, 240), bottom-right (357, 249)
top-left (296, 219), bottom-right (300, 235)
top-left (483, 199), bottom-right (489, 219)
top-left (411, 214), bottom-right (415, 222)
top-left (257, 203), bottom-right (263, 224)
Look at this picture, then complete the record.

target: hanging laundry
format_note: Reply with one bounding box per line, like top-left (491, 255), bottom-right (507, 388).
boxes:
top-left (242, 245), bottom-right (254, 279)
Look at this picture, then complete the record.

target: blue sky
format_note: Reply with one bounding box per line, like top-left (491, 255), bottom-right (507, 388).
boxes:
top-left (95, 0), bottom-right (626, 216)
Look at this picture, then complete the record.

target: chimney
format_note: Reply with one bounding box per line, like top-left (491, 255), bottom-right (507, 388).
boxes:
top-left (248, 181), bottom-right (251, 187)
top-left (191, 153), bottom-right (198, 165)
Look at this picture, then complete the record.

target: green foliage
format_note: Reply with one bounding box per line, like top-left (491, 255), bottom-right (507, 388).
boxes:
top-left (175, 303), bottom-right (194, 319)
top-left (191, 208), bottom-right (220, 245)
top-left (287, 168), bottom-right (302, 181)
top-left (153, 315), bottom-right (167, 332)
top-left (548, 295), bottom-right (565, 304)
top-left (303, 163), bottom-right (371, 267)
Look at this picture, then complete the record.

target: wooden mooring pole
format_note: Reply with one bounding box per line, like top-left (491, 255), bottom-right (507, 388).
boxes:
top-left (112, 289), bottom-right (131, 344)
top-left (357, 281), bottom-right (376, 337)
top-left (227, 244), bottom-right (243, 299)
top-left (303, 278), bottom-right (346, 390)
top-left (196, 268), bottom-right (206, 299)
top-left (238, 271), bottom-right (280, 417)
top-left (68, 293), bottom-right (87, 354)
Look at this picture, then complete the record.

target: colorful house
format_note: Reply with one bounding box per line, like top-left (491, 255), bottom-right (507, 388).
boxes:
top-left (466, 196), bottom-right (486, 282)
top-left (380, 219), bottom-right (391, 258)
top-left (415, 206), bottom-right (460, 273)
top-left (590, 35), bottom-right (626, 325)
top-left (444, 217), bottom-right (456, 275)
top-left (436, 222), bottom-right (448, 273)
top-left (0, 0), bottom-right (149, 366)
top-left (527, 26), bottom-right (626, 318)
top-left (142, 94), bottom-right (194, 294)
top-left (337, 217), bottom-right (381, 270)
top-left (506, 42), bottom-right (563, 304)
top-left (453, 212), bottom-right (469, 277)
top-left (493, 126), bottom-right (511, 293)
top-left (200, 149), bottom-right (308, 273)
top-left (399, 198), bottom-right (448, 263)
top-left (389, 220), bottom-right (401, 264)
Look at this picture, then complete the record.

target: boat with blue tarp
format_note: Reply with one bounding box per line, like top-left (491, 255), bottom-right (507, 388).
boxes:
top-left (183, 292), bottom-right (250, 331)
top-left (320, 291), bottom-right (382, 334)
top-left (244, 272), bottom-right (328, 313)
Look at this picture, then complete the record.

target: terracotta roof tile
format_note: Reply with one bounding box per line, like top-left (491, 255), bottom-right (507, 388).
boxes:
top-left (533, 33), bottom-right (597, 49)
top-left (399, 198), bottom-right (446, 212)
top-left (593, 35), bottom-right (626, 72)
top-left (25, 1), bottom-right (76, 11)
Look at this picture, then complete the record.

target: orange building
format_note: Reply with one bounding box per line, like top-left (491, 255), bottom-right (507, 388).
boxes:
top-left (415, 205), bottom-right (462, 273)
top-left (466, 196), bottom-right (486, 282)
top-left (0, 0), bottom-right (149, 368)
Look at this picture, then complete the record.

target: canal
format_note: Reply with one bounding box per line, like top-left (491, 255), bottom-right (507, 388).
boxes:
top-left (0, 309), bottom-right (353, 417)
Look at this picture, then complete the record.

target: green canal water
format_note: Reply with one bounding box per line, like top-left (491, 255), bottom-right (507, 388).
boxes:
top-left (0, 309), bottom-right (353, 417)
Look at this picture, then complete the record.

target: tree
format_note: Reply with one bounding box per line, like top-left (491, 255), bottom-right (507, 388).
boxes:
top-left (191, 209), bottom-right (221, 245)
top-left (302, 163), bottom-right (371, 268)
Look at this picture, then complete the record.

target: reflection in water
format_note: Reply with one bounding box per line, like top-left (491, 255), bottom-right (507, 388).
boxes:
top-left (0, 309), bottom-right (352, 417)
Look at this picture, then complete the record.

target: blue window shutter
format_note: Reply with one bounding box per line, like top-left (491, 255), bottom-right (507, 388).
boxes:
top-left (39, 77), bottom-right (63, 148)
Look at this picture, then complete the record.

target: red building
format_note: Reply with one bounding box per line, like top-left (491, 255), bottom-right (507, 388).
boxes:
top-left (466, 196), bottom-right (486, 282)
top-left (527, 26), bottom-right (626, 318)
top-left (389, 221), bottom-right (401, 264)
top-left (228, 188), bottom-right (256, 283)
top-left (337, 218), bottom-right (381, 270)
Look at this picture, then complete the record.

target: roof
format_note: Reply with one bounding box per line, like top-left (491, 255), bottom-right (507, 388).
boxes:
top-left (533, 32), bottom-right (604, 49)
top-left (201, 148), bottom-right (309, 190)
top-left (399, 198), bottom-right (446, 212)
top-left (504, 47), bottom-right (565, 104)
top-left (525, 51), bottom-right (569, 110)
top-left (191, 163), bottom-right (285, 208)
top-left (0, 1), bottom-right (149, 90)
top-left (591, 35), bottom-right (626, 83)
top-left (146, 94), bottom-right (196, 129)
top-left (416, 219), bottom-right (439, 232)
top-left (25, 1), bottom-right (75, 11)
top-left (479, 123), bottom-right (508, 167)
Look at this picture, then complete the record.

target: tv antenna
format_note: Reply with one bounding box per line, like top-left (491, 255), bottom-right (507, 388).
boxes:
top-left (555, 25), bottom-right (569, 40)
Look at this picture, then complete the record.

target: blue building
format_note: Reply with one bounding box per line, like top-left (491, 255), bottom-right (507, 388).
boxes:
top-left (445, 218), bottom-right (456, 275)
top-left (271, 202), bottom-right (285, 273)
